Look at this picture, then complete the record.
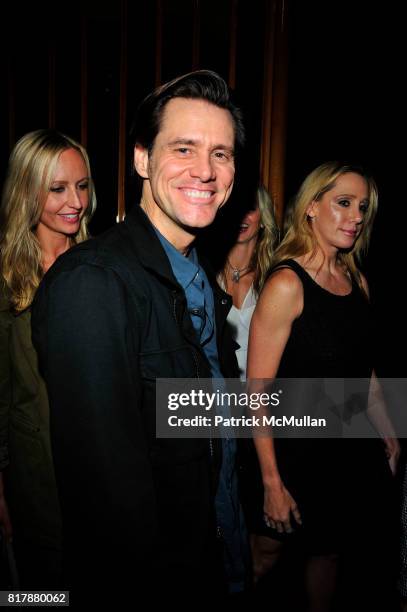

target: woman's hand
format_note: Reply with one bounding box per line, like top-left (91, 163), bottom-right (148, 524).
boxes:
top-left (263, 479), bottom-right (302, 533)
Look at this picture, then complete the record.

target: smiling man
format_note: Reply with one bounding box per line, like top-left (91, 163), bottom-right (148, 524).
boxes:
top-left (135, 96), bottom-right (235, 247)
top-left (32, 71), bottom-right (248, 603)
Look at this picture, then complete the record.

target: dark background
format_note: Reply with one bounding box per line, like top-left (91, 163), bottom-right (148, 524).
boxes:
top-left (286, 0), bottom-right (404, 376)
top-left (1, 0), bottom-right (404, 374)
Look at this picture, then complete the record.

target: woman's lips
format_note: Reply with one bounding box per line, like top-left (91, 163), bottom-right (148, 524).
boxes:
top-left (58, 213), bottom-right (81, 223)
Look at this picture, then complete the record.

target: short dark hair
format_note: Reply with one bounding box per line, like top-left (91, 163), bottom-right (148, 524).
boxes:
top-left (131, 70), bottom-right (245, 154)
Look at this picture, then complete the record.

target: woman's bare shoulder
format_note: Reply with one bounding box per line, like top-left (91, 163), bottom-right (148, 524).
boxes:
top-left (255, 267), bottom-right (303, 321)
top-left (263, 267), bottom-right (303, 297)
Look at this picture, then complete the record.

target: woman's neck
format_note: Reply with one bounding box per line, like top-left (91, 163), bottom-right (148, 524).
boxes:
top-left (227, 238), bottom-right (256, 270)
top-left (297, 247), bottom-right (352, 295)
top-left (36, 228), bottom-right (72, 273)
top-left (300, 246), bottom-right (341, 275)
top-left (222, 239), bottom-right (257, 308)
top-left (224, 270), bottom-right (255, 309)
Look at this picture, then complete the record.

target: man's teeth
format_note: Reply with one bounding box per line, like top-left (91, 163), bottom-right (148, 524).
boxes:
top-left (183, 190), bottom-right (212, 199)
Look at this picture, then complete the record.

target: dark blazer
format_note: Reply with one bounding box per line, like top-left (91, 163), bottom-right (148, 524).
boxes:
top-left (32, 204), bottom-right (238, 602)
top-left (0, 282), bottom-right (62, 587)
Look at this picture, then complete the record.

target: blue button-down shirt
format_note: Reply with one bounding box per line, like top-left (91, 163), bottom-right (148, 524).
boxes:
top-left (155, 228), bottom-right (248, 593)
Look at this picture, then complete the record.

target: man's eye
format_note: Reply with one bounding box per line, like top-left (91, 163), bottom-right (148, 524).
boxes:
top-left (176, 147), bottom-right (190, 154)
top-left (214, 151), bottom-right (232, 161)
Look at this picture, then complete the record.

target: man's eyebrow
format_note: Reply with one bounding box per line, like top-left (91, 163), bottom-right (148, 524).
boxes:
top-left (167, 138), bottom-right (197, 146)
top-left (167, 138), bottom-right (234, 153)
top-left (213, 144), bottom-right (235, 154)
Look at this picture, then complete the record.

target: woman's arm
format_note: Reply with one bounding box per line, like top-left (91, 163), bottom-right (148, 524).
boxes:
top-left (359, 273), bottom-right (400, 475)
top-left (367, 370), bottom-right (400, 476)
top-left (247, 268), bottom-right (303, 532)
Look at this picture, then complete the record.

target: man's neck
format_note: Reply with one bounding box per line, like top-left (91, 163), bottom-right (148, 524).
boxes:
top-left (140, 198), bottom-right (195, 257)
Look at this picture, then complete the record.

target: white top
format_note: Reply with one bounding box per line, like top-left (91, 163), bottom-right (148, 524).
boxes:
top-left (226, 284), bottom-right (257, 381)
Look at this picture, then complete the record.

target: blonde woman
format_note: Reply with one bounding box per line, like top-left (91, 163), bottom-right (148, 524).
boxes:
top-left (218, 184), bottom-right (278, 380)
top-left (0, 129), bottom-right (96, 588)
top-left (247, 163), bottom-right (399, 609)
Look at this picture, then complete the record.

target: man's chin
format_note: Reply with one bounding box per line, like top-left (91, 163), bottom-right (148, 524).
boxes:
top-left (179, 214), bottom-right (217, 232)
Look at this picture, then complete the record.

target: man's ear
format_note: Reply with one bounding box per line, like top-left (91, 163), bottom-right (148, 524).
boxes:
top-left (134, 145), bottom-right (149, 178)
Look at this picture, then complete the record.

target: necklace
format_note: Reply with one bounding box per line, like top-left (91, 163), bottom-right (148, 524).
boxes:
top-left (227, 258), bottom-right (251, 283)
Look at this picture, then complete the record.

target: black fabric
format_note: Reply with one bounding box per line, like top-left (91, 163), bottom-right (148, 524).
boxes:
top-left (244, 259), bottom-right (398, 606)
top-left (31, 204), bottom-right (239, 602)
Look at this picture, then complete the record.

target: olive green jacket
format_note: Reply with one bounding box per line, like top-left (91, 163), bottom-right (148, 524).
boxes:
top-left (0, 284), bottom-right (61, 549)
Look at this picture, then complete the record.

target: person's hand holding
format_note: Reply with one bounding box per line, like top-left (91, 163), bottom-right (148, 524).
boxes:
top-left (263, 478), bottom-right (302, 533)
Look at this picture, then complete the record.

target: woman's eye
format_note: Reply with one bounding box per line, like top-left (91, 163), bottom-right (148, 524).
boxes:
top-left (78, 182), bottom-right (89, 191)
top-left (50, 186), bottom-right (64, 193)
top-left (338, 199), bottom-right (350, 207)
top-left (360, 203), bottom-right (369, 213)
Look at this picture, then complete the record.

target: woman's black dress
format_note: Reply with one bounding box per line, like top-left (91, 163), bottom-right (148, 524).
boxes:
top-left (244, 259), bottom-right (397, 605)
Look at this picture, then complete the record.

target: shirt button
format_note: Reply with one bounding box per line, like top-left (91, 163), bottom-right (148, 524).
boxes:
top-left (221, 298), bottom-right (228, 305)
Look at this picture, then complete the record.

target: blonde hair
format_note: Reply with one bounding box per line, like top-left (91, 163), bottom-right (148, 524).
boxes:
top-left (251, 185), bottom-right (279, 294)
top-left (220, 185), bottom-right (278, 295)
top-left (274, 162), bottom-right (378, 291)
top-left (0, 129), bottom-right (96, 312)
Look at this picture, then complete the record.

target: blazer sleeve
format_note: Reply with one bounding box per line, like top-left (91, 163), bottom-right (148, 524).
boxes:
top-left (31, 263), bottom-right (157, 592)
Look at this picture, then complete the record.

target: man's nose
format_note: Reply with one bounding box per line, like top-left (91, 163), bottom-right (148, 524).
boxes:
top-left (190, 153), bottom-right (215, 181)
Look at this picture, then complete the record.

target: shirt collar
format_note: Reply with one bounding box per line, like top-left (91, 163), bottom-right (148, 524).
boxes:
top-left (153, 227), bottom-right (199, 290)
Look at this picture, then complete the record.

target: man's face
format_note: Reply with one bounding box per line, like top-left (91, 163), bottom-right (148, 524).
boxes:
top-left (136, 97), bottom-right (236, 248)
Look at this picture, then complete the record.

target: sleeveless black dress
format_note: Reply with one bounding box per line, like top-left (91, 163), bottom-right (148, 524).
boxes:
top-left (246, 259), bottom-right (396, 559)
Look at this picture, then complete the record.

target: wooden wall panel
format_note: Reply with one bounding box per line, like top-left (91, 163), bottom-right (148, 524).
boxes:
top-left (81, 15), bottom-right (89, 149)
top-left (262, 0), bottom-right (289, 227)
top-left (2, 0), bottom-right (289, 233)
top-left (117, 0), bottom-right (129, 223)
top-left (161, 0), bottom-right (195, 83)
top-left (236, 0), bottom-right (269, 185)
top-left (54, 18), bottom-right (82, 143)
top-left (228, 0), bottom-right (238, 89)
top-left (199, 0), bottom-right (233, 83)
top-left (10, 10), bottom-right (49, 141)
top-left (86, 4), bottom-right (121, 232)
